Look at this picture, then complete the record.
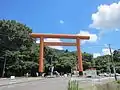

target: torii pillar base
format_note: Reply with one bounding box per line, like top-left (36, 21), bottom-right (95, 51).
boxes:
top-left (39, 72), bottom-right (43, 76)
top-left (79, 71), bottom-right (83, 76)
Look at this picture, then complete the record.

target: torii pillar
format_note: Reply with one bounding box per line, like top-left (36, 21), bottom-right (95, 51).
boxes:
top-left (76, 38), bottom-right (83, 74)
top-left (39, 37), bottom-right (44, 73)
top-left (30, 33), bottom-right (90, 76)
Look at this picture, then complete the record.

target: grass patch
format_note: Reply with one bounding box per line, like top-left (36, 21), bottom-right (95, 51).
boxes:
top-left (116, 80), bottom-right (120, 84)
top-left (68, 80), bottom-right (120, 90)
top-left (68, 80), bottom-right (83, 90)
top-left (95, 82), bottom-right (120, 90)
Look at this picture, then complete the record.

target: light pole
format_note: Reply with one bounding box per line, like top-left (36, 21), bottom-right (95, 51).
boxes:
top-left (107, 55), bottom-right (111, 76)
top-left (49, 55), bottom-right (54, 76)
top-left (108, 44), bottom-right (117, 81)
top-left (2, 56), bottom-right (6, 78)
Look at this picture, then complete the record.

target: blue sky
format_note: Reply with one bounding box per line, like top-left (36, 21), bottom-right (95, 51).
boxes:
top-left (1, 0), bottom-right (120, 56)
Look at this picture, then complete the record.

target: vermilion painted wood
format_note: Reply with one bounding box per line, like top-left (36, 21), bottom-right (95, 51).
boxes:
top-left (44, 42), bottom-right (77, 46)
top-left (30, 33), bottom-right (90, 73)
top-left (39, 37), bottom-right (44, 72)
top-left (30, 33), bottom-right (90, 39)
top-left (76, 38), bottom-right (83, 72)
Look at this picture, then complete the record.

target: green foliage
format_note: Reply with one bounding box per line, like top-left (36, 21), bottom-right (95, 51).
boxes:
top-left (116, 80), bottom-right (120, 84)
top-left (68, 81), bottom-right (120, 90)
top-left (92, 49), bottom-right (120, 74)
top-left (0, 20), bottom-right (32, 52)
top-left (113, 50), bottom-right (120, 62)
top-left (0, 19), bottom-right (94, 77)
top-left (95, 82), bottom-right (120, 90)
top-left (2, 19), bottom-right (120, 77)
top-left (93, 55), bottom-right (112, 73)
top-left (82, 52), bottom-right (93, 61)
top-left (68, 80), bottom-right (81, 90)
top-left (0, 20), bottom-right (38, 77)
top-left (44, 48), bottom-right (77, 74)
top-left (83, 61), bottom-right (91, 70)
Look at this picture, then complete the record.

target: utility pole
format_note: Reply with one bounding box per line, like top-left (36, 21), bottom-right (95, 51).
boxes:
top-left (107, 56), bottom-right (111, 76)
top-left (2, 55), bottom-right (6, 78)
top-left (108, 44), bottom-right (117, 81)
top-left (49, 55), bottom-right (54, 76)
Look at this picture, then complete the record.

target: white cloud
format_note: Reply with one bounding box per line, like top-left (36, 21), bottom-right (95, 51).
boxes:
top-left (44, 38), bottom-right (61, 42)
top-left (36, 38), bottom-right (63, 50)
top-left (115, 29), bottom-right (119, 32)
top-left (104, 44), bottom-right (108, 47)
top-left (93, 53), bottom-right (101, 58)
top-left (36, 39), bottom-right (40, 44)
top-left (90, 1), bottom-right (120, 30)
top-left (60, 20), bottom-right (64, 24)
top-left (102, 48), bottom-right (114, 55)
top-left (44, 38), bottom-right (63, 50)
top-left (77, 31), bottom-right (98, 44)
top-left (47, 46), bottom-right (63, 50)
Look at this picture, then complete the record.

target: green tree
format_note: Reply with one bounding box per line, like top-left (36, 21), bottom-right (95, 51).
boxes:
top-left (0, 20), bottom-right (38, 77)
top-left (93, 55), bottom-right (112, 73)
top-left (82, 52), bottom-right (93, 61)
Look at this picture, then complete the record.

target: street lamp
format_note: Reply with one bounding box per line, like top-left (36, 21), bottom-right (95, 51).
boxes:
top-left (2, 56), bottom-right (6, 78)
top-left (0, 56), bottom-right (6, 78)
top-left (49, 55), bottom-right (54, 76)
top-left (108, 44), bottom-right (117, 81)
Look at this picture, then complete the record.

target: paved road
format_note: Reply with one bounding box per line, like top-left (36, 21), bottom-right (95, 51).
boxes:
top-left (0, 76), bottom-right (117, 90)
top-left (0, 77), bottom-right (42, 86)
top-left (0, 77), bottom-right (69, 90)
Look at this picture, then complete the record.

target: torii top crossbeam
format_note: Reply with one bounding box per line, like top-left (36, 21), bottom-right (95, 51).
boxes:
top-left (31, 33), bottom-right (90, 39)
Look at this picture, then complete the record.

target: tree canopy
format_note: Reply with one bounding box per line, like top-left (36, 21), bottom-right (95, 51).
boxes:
top-left (0, 20), bottom-right (37, 77)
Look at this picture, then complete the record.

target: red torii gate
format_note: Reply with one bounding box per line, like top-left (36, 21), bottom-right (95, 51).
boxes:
top-left (30, 33), bottom-right (90, 75)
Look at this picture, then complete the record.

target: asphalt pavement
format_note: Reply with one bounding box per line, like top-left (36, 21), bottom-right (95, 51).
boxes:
top-left (0, 77), bottom-right (70, 90)
top-left (0, 76), bottom-right (117, 90)
top-left (0, 77), bottom-right (43, 86)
